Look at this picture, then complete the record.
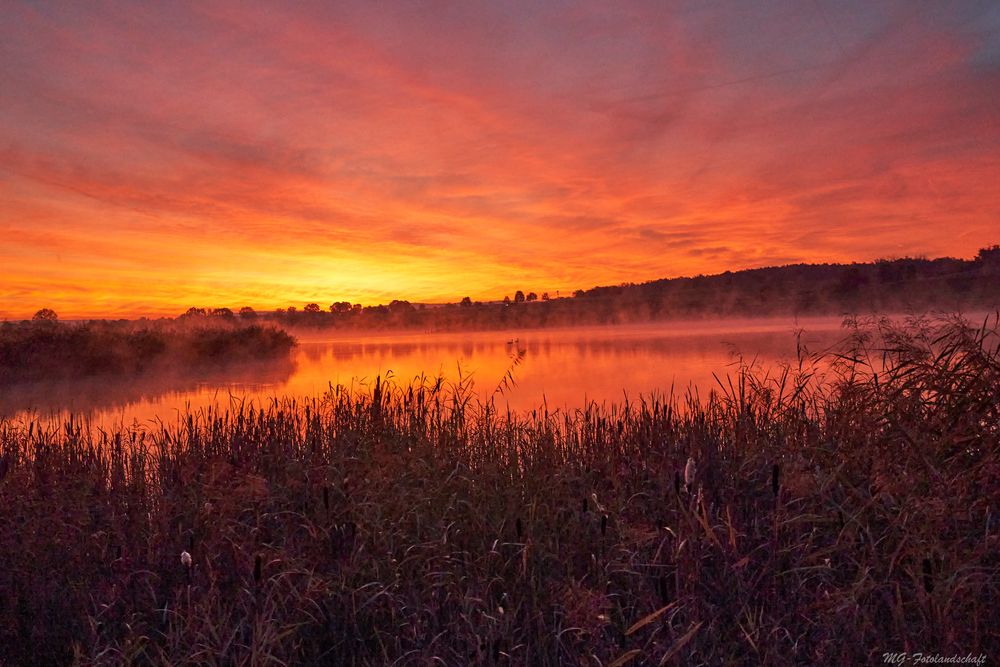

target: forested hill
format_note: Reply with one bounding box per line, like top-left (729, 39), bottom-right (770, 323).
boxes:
top-left (570, 245), bottom-right (1000, 321)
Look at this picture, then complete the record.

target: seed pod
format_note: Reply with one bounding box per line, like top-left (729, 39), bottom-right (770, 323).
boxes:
top-left (684, 457), bottom-right (696, 491)
top-left (323, 486), bottom-right (330, 512)
top-left (515, 517), bottom-right (523, 539)
top-left (581, 496), bottom-right (588, 514)
top-left (601, 514), bottom-right (608, 537)
top-left (772, 463), bottom-right (780, 497)
top-left (922, 558), bottom-right (933, 593)
top-left (254, 554), bottom-right (262, 583)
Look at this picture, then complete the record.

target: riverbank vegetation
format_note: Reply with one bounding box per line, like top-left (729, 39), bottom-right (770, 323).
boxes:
top-left (0, 320), bottom-right (296, 384)
top-left (0, 314), bottom-right (997, 664)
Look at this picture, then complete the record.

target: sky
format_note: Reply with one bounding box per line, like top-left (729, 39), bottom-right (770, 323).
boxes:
top-left (1, 0), bottom-right (999, 319)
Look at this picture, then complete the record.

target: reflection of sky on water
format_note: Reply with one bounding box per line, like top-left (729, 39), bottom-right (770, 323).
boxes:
top-left (3, 317), bottom-right (848, 427)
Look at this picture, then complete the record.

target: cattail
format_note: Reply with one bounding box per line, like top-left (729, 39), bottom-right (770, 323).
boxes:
top-left (673, 470), bottom-right (681, 495)
top-left (180, 551), bottom-right (192, 568)
top-left (323, 486), bottom-right (330, 512)
top-left (254, 554), bottom-right (262, 583)
top-left (922, 558), bottom-right (933, 593)
top-left (772, 463), bottom-right (780, 497)
top-left (515, 517), bottom-right (523, 539)
top-left (591, 493), bottom-right (607, 513)
top-left (581, 496), bottom-right (588, 514)
top-left (600, 514), bottom-right (608, 537)
top-left (684, 457), bottom-right (696, 491)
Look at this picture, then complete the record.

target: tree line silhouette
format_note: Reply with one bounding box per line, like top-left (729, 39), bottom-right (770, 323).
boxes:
top-left (219, 247), bottom-right (1000, 331)
top-left (25, 247), bottom-right (997, 332)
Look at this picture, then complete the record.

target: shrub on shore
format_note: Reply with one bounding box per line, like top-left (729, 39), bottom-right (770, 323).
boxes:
top-left (0, 314), bottom-right (996, 664)
top-left (0, 321), bottom-right (296, 384)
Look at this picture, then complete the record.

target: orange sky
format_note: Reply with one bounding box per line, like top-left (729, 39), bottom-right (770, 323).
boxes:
top-left (2, 1), bottom-right (999, 319)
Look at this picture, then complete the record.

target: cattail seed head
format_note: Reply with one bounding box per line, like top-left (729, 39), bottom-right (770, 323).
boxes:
top-left (922, 558), bottom-right (933, 593)
top-left (600, 514), bottom-right (608, 537)
top-left (772, 463), bottom-right (780, 497)
top-left (254, 554), bottom-right (262, 583)
top-left (515, 517), bottom-right (523, 539)
top-left (684, 457), bottom-right (696, 491)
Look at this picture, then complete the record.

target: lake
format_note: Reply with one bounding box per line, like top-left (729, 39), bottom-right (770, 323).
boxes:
top-left (1, 316), bottom-right (851, 427)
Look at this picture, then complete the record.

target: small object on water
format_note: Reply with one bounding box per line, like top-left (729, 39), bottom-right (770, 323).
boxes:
top-left (181, 551), bottom-right (192, 568)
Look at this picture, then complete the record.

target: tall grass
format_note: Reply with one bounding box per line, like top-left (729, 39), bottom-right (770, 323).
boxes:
top-left (0, 315), bottom-right (997, 665)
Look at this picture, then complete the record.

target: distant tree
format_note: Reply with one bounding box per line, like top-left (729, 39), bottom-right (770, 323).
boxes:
top-left (303, 303), bottom-right (322, 314)
top-left (573, 290), bottom-right (585, 298)
top-left (514, 290), bottom-right (526, 304)
top-left (182, 307), bottom-right (207, 317)
top-left (330, 301), bottom-right (353, 314)
top-left (32, 308), bottom-right (58, 322)
top-left (388, 300), bottom-right (415, 315)
top-left (239, 306), bottom-right (257, 319)
top-left (977, 245), bottom-right (1000, 264)
top-left (541, 292), bottom-right (550, 301)
top-left (286, 306), bottom-right (298, 314)
top-left (503, 295), bottom-right (512, 305)
top-left (526, 292), bottom-right (538, 302)
top-left (460, 296), bottom-right (473, 307)
top-left (211, 307), bottom-right (234, 319)
top-left (351, 303), bottom-right (363, 314)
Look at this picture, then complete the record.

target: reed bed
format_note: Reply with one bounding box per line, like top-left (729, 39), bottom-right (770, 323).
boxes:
top-left (0, 315), bottom-right (997, 665)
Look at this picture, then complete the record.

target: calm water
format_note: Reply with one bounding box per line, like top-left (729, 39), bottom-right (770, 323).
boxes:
top-left (2, 316), bottom-right (850, 427)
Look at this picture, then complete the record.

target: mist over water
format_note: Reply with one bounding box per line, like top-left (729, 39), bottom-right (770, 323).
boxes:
top-left (3, 316), bottom-right (850, 427)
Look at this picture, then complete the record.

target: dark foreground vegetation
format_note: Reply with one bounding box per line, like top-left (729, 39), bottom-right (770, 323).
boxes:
top-left (0, 315), bottom-right (997, 664)
top-left (0, 320), bottom-right (296, 384)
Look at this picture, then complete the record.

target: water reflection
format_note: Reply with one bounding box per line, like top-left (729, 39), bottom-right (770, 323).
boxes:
top-left (2, 358), bottom-right (297, 425)
top-left (2, 317), bottom-right (848, 426)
